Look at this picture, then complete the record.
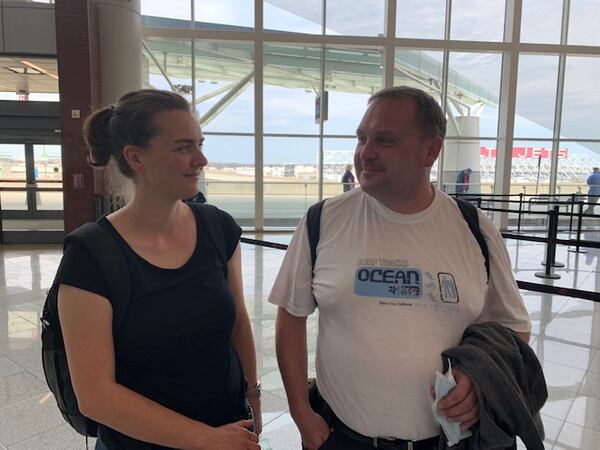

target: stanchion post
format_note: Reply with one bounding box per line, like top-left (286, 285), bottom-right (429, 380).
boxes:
top-left (569, 194), bottom-right (575, 233)
top-left (536, 206), bottom-right (561, 279)
top-left (568, 201), bottom-right (588, 254)
top-left (517, 193), bottom-right (523, 233)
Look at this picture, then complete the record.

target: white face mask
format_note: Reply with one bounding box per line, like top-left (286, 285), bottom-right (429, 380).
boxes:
top-left (431, 359), bottom-right (473, 446)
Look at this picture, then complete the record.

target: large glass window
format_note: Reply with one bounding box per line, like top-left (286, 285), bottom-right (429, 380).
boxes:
top-left (139, 0), bottom-right (600, 228)
top-left (263, 0), bottom-right (321, 34)
top-left (194, 0), bottom-right (254, 29)
top-left (561, 56), bottom-right (600, 140)
top-left (514, 54), bottom-right (559, 139)
top-left (396, 0), bottom-right (445, 40)
top-left (33, 144), bottom-right (63, 211)
top-left (447, 52), bottom-right (502, 138)
top-left (521, 0), bottom-right (563, 44)
top-left (264, 137), bottom-right (319, 225)
top-left (557, 141), bottom-right (600, 198)
top-left (450, 0), bottom-right (505, 42)
top-left (326, 0), bottom-right (385, 36)
top-left (0, 144), bottom-right (27, 210)
top-left (203, 135), bottom-right (255, 225)
top-left (195, 41), bottom-right (254, 133)
top-left (141, 0), bottom-right (191, 28)
top-left (394, 50), bottom-right (443, 105)
top-left (568, 0), bottom-right (600, 46)
top-left (143, 37), bottom-right (193, 103)
top-left (323, 46), bottom-right (383, 135)
top-left (509, 141), bottom-right (554, 197)
top-left (264, 44), bottom-right (322, 134)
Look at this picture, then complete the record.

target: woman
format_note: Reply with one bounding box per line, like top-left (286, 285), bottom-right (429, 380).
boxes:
top-left (56, 89), bottom-right (261, 450)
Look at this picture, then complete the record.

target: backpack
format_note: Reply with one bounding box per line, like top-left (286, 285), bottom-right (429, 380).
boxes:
top-left (40, 203), bottom-right (227, 437)
top-left (306, 197), bottom-right (490, 280)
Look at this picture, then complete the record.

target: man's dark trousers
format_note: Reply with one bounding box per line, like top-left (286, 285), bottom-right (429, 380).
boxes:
top-left (302, 381), bottom-right (438, 450)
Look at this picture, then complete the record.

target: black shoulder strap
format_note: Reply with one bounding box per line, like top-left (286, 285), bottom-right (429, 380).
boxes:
top-left (454, 198), bottom-right (490, 280)
top-left (306, 197), bottom-right (490, 281)
top-left (306, 199), bottom-right (326, 272)
top-left (64, 222), bottom-right (131, 337)
top-left (188, 202), bottom-right (228, 277)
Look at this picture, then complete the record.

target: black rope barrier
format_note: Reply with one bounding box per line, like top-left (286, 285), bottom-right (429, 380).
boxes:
top-left (240, 235), bottom-right (599, 302)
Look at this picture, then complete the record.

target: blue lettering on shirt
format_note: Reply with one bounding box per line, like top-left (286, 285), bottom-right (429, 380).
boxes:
top-left (354, 267), bottom-right (422, 299)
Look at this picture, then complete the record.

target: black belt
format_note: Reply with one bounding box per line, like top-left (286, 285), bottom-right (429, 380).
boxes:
top-left (332, 415), bottom-right (439, 450)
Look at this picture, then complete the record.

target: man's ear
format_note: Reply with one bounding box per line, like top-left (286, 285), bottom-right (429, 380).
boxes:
top-left (123, 145), bottom-right (145, 175)
top-left (425, 136), bottom-right (443, 167)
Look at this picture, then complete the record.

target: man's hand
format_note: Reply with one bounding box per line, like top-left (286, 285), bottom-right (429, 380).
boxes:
top-left (295, 410), bottom-right (331, 450)
top-left (437, 367), bottom-right (479, 429)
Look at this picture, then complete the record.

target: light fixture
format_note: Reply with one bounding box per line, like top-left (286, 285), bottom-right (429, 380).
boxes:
top-left (20, 60), bottom-right (59, 80)
top-left (6, 66), bottom-right (42, 74)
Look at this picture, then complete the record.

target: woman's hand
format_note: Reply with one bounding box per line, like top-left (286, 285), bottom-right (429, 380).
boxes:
top-left (205, 419), bottom-right (260, 450)
top-left (248, 396), bottom-right (262, 435)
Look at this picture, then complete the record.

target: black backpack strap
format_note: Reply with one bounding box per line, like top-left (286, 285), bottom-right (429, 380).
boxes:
top-left (306, 199), bottom-right (326, 272)
top-left (454, 198), bottom-right (490, 281)
top-left (64, 222), bottom-right (130, 337)
top-left (187, 203), bottom-right (228, 278)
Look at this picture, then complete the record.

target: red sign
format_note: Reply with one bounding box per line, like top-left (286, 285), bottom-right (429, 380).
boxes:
top-left (480, 147), bottom-right (568, 158)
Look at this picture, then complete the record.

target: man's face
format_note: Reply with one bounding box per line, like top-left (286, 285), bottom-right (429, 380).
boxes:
top-left (354, 97), bottom-right (442, 204)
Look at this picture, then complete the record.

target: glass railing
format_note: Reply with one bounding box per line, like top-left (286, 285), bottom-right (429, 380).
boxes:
top-left (204, 180), bottom-right (348, 227)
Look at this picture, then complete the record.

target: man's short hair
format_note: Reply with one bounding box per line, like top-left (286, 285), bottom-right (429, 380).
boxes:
top-left (368, 86), bottom-right (447, 140)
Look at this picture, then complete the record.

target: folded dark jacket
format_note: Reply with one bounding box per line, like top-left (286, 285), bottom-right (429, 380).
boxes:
top-left (439, 322), bottom-right (547, 450)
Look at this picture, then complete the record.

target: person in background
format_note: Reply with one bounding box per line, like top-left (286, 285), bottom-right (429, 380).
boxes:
top-left (455, 168), bottom-right (472, 194)
top-left (57, 89), bottom-right (261, 450)
top-left (341, 164), bottom-right (356, 192)
top-left (585, 167), bottom-right (600, 214)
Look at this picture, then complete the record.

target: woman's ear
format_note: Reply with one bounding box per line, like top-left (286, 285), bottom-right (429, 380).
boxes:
top-left (123, 144), bottom-right (145, 175)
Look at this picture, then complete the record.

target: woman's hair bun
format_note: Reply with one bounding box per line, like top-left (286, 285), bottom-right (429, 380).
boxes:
top-left (83, 106), bottom-right (114, 167)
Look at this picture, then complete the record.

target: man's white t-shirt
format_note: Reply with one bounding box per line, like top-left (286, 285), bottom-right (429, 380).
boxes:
top-left (268, 188), bottom-right (531, 441)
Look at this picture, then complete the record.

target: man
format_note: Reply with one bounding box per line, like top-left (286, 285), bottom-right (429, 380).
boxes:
top-left (585, 167), bottom-right (600, 214)
top-left (269, 86), bottom-right (531, 450)
top-left (341, 165), bottom-right (356, 192)
top-left (455, 168), bottom-right (472, 194)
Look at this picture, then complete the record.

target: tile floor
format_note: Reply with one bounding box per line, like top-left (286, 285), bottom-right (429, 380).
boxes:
top-left (0, 232), bottom-right (598, 449)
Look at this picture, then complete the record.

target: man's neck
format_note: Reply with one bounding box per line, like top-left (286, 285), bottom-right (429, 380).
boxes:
top-left (373, 183), bottom-right (436, 214)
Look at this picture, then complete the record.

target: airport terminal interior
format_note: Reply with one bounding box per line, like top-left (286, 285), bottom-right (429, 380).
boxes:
top-left (1, 0), bottom-right (600, 449)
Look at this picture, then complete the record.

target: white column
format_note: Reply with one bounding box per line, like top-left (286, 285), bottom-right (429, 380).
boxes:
top-left (95, 0), bottom-right (143, 210)
top-left (442, 116), bottom-right (481, 193)
top-left (97, 0), bottom-right (143, 103)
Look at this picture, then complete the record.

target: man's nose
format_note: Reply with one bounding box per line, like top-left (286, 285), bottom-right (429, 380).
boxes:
top-left (360, 138), bottom-right (377, 161)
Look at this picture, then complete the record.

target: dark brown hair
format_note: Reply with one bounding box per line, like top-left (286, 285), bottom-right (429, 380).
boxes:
top-left (368, 86), bottom-right (447, 140)
top-left (83, 89), bottom-right (191, 178)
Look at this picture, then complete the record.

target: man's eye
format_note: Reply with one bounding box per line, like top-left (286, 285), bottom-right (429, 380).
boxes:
top-left (378, 137), bottom-right (394, 145)
top-left (357, 136), bottom-right (366, 144)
